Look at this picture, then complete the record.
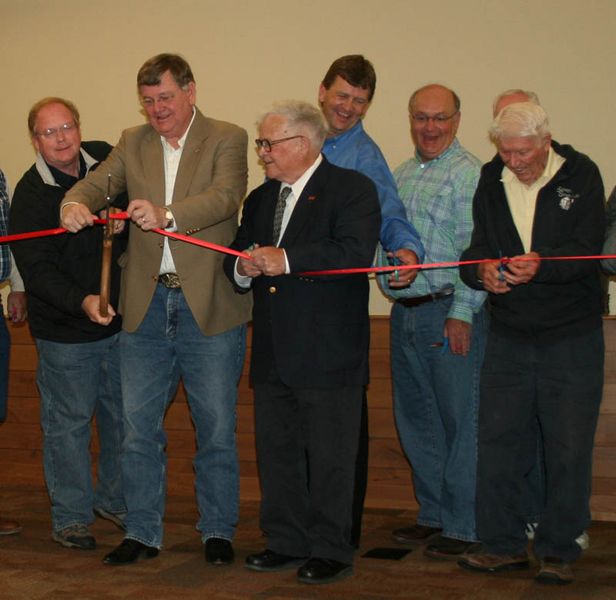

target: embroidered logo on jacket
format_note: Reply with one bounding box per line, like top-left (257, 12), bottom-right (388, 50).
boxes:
top-left (557, 186), bottom-right (579, 211)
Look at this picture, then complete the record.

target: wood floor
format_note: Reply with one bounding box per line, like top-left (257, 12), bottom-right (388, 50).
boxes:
top-left (0, 486), bottom-right (615, 600)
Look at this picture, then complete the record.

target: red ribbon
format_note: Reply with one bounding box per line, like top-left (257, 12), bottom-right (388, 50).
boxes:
top-left (4, 212), bottom-right (613, 273)
top-left (6, 211), bottom-right (251, 260)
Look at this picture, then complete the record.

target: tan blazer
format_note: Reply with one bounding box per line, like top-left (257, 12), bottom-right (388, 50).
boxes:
top-left (62, 109), bottom-right (252, 336)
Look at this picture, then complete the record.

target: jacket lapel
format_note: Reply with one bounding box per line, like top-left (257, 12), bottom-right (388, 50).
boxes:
top-left (173, 110), bottom-right (209, 203)
top-left (279, 158), bottom-right (327, 246)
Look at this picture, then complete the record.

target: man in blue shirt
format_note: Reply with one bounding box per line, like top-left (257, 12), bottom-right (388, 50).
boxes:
top-left (318, 55), bottom-right (424, 546)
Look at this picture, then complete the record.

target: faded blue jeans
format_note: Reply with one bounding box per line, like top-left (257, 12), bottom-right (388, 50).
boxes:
top-left (119, 285), bottom-right (246, 548)
top-left (36, 334), bottom-right (125, 533)
top-left (391, 297), bottom-right (487, 541)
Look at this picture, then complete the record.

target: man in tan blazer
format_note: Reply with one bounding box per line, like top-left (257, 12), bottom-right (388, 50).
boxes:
top-left (61, 53), bottom-right (251, 567)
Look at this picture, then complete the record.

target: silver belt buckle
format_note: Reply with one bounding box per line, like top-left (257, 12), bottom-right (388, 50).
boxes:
top-left (158, 273), bottom-right (181, 288)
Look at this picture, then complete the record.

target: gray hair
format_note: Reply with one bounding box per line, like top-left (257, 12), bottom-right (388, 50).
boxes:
top-left (489, 102), bottom-right (551, 143)
top-left (492, 89), bottom-right (540, 115)
top-left (257, 100), bottom-right (327, 150)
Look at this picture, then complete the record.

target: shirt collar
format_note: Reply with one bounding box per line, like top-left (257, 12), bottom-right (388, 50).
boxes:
top-left (324, 121), bottom-right (364, 145)
top-left (281, 154), bottom-right (323, 199)
top-left (414, 138), bottom-right (460, 166)
top-left (160, 107), bottom-right (197, 151)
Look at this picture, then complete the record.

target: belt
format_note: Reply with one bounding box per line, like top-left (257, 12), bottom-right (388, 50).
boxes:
top-left (158, 273), bottom-right (181, 288)
top-left (396, 288), bottom-right (454, 308)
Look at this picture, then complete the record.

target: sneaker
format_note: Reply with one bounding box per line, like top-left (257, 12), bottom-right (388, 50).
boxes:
top-left (525, 522), bottom-right (538, 540)
top-left (576, 531), bottom-right (590, 550)
top-left (535, 557), bottom-right (573, 585)
top-left (526, 522), bottom-right (589, 549)
top-left (52, 524), bottom-right (96, 550)
top-left (94, 507), bottom-right (126, 530)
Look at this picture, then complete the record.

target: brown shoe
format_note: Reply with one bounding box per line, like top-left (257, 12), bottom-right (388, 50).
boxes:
top-left (392, 524), bottom-right (442, 545)
top-left (458, 551), bottom-right (530, 573)
top-left (424, 535), bottom-right (480, 560)
top-left (535, 557), bottom-right (573, 585)
top-left (0, 518), bottom-right (21, 536)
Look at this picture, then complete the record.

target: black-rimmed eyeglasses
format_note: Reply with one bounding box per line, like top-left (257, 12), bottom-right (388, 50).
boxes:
top-left (255, 135), bottom-right (304, 152)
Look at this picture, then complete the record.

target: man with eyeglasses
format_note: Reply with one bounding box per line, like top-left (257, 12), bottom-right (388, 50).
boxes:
top-left (60, 54), bottom-right (251, 567)
top-left (9, 97), bottom-right (127, 551)
top-left (317, 54), bottom-right (424, 548)
top-left (224, 100), bottom-right (380, 584)
top-left (382, 84), bottom-right (488, 560)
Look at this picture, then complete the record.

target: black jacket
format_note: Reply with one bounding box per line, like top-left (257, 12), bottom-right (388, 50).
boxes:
top-left (9, 141), bottom-right (127, 342)
top-left (223, 157), bottom-right (381, 388)
top-left (460, 141), bottom-right (605, 342)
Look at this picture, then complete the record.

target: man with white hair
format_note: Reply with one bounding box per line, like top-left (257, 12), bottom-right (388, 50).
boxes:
top-left (457, 102), bottom-right (605, 585)
top-left (224, 100), bottom-right (380, 584)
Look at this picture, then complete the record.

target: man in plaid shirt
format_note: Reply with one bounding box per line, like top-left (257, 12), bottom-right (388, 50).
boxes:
top-left (383, 84), bottom-right (487, 559)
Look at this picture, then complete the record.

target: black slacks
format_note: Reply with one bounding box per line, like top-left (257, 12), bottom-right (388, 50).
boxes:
top-left (254, 378), bottom-right (362, 565)
top-left (476, 326), bottom-right (603, 562)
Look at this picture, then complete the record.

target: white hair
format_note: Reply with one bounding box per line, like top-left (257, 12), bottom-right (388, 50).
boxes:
top-left (489, 102), bottom-right (551, 143)
top-left (257, 100), bottom-right (327, 150)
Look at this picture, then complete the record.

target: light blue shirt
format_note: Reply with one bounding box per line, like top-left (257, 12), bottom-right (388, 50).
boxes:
top-left (322, 121), bottom-right (424, 260)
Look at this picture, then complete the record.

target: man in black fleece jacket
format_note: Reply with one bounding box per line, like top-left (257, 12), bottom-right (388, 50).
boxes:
top-left (457, 102), bottom-right (605, 586)
top-left (9, 97), bottom-right (127, 551)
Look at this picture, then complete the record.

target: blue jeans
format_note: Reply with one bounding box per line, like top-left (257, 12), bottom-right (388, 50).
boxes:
top-left (0, 307), bottom-right (9, 421)
top-left (119, 285), bottom-right (246, 548)
top-left (36, 334), bottom-right (125, 532)
top-left (391, 297), bottom-right (487, 541)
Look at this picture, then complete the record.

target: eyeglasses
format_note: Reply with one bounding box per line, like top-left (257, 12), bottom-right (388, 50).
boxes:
top-left (141, 92), bottom-right (176, 108)
top-left (35, 122), bottom-right (76, 138)
top-left (410, 111), bottom-right (459, 125)
top-left (255, 135), bottom-right (304, 152)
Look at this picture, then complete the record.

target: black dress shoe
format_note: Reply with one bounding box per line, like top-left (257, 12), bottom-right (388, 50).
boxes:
top-left (205, 537), bottom-right (234, 565)
top-left (297, 557), bottom-right (353, 584)
top-left (424, 535), bottom-right (480, 560)
top-left (245, 549), bottom-right (306, 572)
top-left (103, 538), bottom-right (159, 566)
top-left (392, 524), bottom-right (442, 544)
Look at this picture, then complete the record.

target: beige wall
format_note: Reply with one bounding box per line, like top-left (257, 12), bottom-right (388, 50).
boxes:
top-left (2, 0), bottom-right (615, 314)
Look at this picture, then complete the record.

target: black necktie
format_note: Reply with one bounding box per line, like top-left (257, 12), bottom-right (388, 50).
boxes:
top-left (273, 186), bottom-right (291, 244)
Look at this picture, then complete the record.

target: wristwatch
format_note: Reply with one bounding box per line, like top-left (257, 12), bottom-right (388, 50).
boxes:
top-left (164, 209), bottom-right (174, 229)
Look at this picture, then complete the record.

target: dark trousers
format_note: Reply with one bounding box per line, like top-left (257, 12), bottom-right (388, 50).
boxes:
top-left (350, 390), bottom-right (369, 547)
top-left (476, 326), bottom-right (603, 562)
top-left (254, 378), bottom-right (362, 565)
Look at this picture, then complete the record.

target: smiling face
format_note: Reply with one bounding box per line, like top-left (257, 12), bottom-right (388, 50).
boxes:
top-left (139, 70), bottom-right (196, 147)
top-left (318, 76), bottom-right (371, 136)
top-left (497, 135), bottom-right (551, 185)
top-left (257, 114), bottom-right (311, 184)
top-left (32, 102), bottom-right (82, 176)
top-left (410, 85), bottom-right (460, 162)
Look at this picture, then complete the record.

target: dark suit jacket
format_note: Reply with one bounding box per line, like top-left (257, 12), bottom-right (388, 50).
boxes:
top-left (224, 157), bottom-right (381, 389)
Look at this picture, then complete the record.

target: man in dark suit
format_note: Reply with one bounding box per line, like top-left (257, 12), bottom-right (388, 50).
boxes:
top-left (60, 54), bottom-right (251, 566)
top-left (224, 100), bottom-right (380, 585)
